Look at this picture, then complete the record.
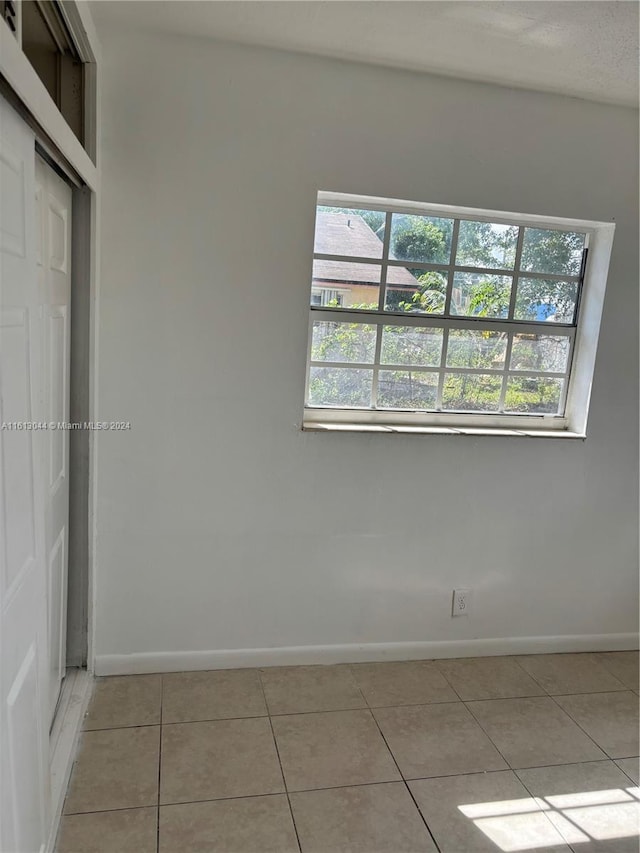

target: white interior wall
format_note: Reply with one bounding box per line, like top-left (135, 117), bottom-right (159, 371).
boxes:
top-left (94, 30), bottom-right (639, 672)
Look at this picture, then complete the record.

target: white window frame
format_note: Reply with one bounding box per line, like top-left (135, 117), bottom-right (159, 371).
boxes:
top-left (303, 192), bottom-right (615, 437)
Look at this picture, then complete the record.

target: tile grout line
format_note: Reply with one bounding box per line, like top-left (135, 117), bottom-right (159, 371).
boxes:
top-left (455, 697), bottom-right (582, 852)
top-left (509, 653), bottom-right (554, 695)
top-left (545, 691), bottom-right (622, 760)
top-left (461, 699), bottom-right (515, 770)
top-left (365, 706), bottom-right (443, 853)
top-left (510, 652), bottom-right (629, 695)
top-left (83, 722), bottom-right (163, 732)
top-left (464, 687), bottom-right (640, 770)
top-left (590, 651), bottom-right (640, 692)
top-left (162, 714), bottom-right (268, 726)
top-left (64, 803), bottom-right (160, 817)
top-left (258, 670), bottom-right (303, 853)
top-left (515, 767), bottom-right (633, 853)
top-left (504, 677), bottom-right (635, 851)
top-left (430, 660), bottom-right (469, 703)
top-left (402, 778), bottom-right (443, 853)
top-left (157, 677), bottom-right (164, 853)
top-left (345, 664), bottom-right (372, 712)
top-left (613, 758), bottom-right (640, 786)
top-left (61, 689), bottom-right (639, 853)
top-left (78, 687), bottom-right (633, 733)
top-left (462, 691), bottom-right (628, 765)
top-left (67, 661), bottom-right (639, 844)
top-left (346, 662), bottom-right (372, 709)
top-left (511, 761), bottom-right (591, 853)
top-left (79, 665), bottom-right (634, 731)
top-left (348, 657), bottom-right (617, 705)
top-left (61, 752), bottom-right (638, 817)
top-left (348, 660), bottom-right (467, 708)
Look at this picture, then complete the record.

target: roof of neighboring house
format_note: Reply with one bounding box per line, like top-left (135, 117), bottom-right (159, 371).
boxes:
top-left (313, 213), bottom-right (418, 287)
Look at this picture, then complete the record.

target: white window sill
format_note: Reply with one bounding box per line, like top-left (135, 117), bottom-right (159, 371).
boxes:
top-left (303, 421), bottom-right (586, 439)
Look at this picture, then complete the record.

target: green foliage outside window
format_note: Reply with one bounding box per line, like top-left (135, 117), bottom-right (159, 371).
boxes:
top-left (310, 214), bottom-right (581, 414)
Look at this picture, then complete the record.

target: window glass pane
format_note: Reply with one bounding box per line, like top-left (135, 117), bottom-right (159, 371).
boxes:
top-left (311, 321), bottom-right (376, 364)
top-left (312, 260), bottom-right (380, 310)
top-left (314, 208), bottom-right (386, 258)
top-left (456, 221), bottom-right (518, 269)
top-left (509, 334), bottom-right (570, 373)
top-left (384, 268), bottom-right (447, 314)
top-left (378, 371), bottom-right (438, 409)
top-left (390, 214), bottom-right (454, 264)
top-left (514, 278), bottom-right (578, 323)
top-left (381, 326), bottom-right (443, 367)
top-left (450, 273), bottom-right (513, 318)
top-left (308, 367), bottom-right (372, 407)
top-left (520, 228), bottom-right (585, 276)
top-left (446, 330), bottom-right (507, 370)
top-left (504, 377), bottom-right (564, 414)
top-left (307, 198), bottom-right (594, 424)
top-left (442, 374), bottom-right (502, 412)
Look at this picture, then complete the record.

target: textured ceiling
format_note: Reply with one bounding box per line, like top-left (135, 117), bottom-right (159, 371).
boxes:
top-left (90, 1), bottom-right (639, 107)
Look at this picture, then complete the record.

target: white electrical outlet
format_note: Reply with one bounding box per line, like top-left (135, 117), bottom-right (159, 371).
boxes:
top-left (452, 588), bottom-right (471, 617)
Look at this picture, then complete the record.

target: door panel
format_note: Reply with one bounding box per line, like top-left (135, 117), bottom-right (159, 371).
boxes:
top-left (35, 157), bottom-right (72, 725)
top-left (5, 644), bottom-right (46, 853)
top-left (47, 197), bottom-right (68, 274)
top-left (48, 309), bottom-right (67, 490)
top-left (1, 310), bottom-right (37, 594)
top-left (48, 528), bottom-right (67, 720)
top-left (0, 96), bottom-right (49, 853)
top-left (0, 142), bottom-right (26, 257)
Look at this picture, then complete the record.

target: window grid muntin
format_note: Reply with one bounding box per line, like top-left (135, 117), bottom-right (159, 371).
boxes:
top-left (435, 327), bottom-right (450, 410)
top-left (442, 219), bottom-right (460, 316)
top-left (311, 267), bottom-right (582, 326)
top-left (505, 226), bottom-right (525, 325)
top-left (317, 192), bottom-right (595, 235)
top-left (308, 311), bottom-right (575, 417)
top-left (307, 206), bottom-right (587, 419)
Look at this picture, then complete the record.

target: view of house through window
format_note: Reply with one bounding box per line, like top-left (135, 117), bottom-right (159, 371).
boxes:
top-left (305, 196), bottom-right (589, 426)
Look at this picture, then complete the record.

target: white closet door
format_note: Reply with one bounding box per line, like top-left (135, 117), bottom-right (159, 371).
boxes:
top-left (36, 157), bottom-right (72, 725)
top-left (0, 98), bottom-right (50, 853)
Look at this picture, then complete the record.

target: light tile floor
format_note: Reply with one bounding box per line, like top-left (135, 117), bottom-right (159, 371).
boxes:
top-left (56, 651), bottom-right (640, 853)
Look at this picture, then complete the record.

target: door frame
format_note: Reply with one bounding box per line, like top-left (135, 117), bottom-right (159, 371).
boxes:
top-left (35, 146), bottom-right (86, 676)
top-left (0, 6), bottom-right (101, 849)
top-left (1, 66), bottom-right (97, 680)
top-left (0, 4), bottom-right (99, 188)
top-left (1, 3), bottom-right (100, 672)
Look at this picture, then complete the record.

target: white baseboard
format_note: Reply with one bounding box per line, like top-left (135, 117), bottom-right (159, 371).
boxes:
top-left (94, 633), bottom-right (639, 676)
top-left (47, 669), bottom-right (93, 853)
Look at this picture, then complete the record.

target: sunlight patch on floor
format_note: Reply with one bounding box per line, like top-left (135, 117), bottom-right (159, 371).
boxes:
top-left (458, 787), bottom-right (640, 851)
